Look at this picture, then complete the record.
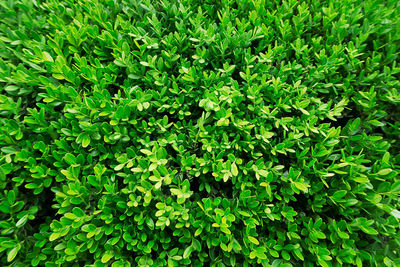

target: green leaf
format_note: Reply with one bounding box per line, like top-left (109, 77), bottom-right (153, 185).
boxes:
top-left (82, 134), bottom-right (91, 148)
top-left (238, 210), bottom-right (251, 217)
top-left (114, 163), bottom-right (125, 171)
top-left (54, 243), bottom-right (66, 251)
top-left (25, 183), bottom-right (37, 189)
top-left (332, 190), bottom-right (347, 200)
top-left (294, 182), bottom-right (309, 191)
top-left (73, 207), bottom-right (85, 217)
top-left (16, 215), bottom-right (28, 228)
top-left (360, 226), bottom-right (378, 235)
top-left (140, 149), bottom-right (152, 155)
top-left (221, 227), bottom-right (231, 235)
top-left (7, 246), bottom-right (20, 262)
top-left (294, 249), bottom-right (304, 260)
top-left (5, 85), bottom-right (19, 92)
top-left (231, 162), bottom-right (238, 176)
top-left (7, 190), bottom-right (15, 204)
top-left (64, 153), bottom-right (76, 165)
top-left (183, 246), bottom-right (192, 259)
top-left (49, 232), bottom-right (61, 241)
top-left (101, 252), bottom-right (113, 263)
top-left (195, 228), bottom-right (203, 236)
top-left (248, 236), bottom-right (259, 245)
top-left (391, 182), bottom-right (400, 192)
top-left (390, 209), bottom-right (400, 219)
top-left (256, 250), bottom-right (267, 260)
top-left (0, 167), bottom-right (5, 181)
top-left (376, 168), bottom-right (392, 176)
top-left (270, 250), bottom-right (279, 258)
top-left (1, 147), bottom-right (18, 154)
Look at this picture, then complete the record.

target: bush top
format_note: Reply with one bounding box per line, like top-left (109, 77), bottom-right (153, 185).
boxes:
top-left (0, 0), bottom-right (400, 266)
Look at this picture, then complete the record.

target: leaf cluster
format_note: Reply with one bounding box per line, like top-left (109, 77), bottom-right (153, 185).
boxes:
top-left (0, 0), bottom-right (400, 266)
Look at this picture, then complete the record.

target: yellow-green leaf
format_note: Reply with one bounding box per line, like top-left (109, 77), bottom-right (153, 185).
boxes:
top-left (231, 162), bottom-right (238, 176)
top-left (7, 246), bottom-right (20, 262)
top-left (101, 252), bottom-right (113, 263)
top-left (248, 236), bottom-right (259, 245)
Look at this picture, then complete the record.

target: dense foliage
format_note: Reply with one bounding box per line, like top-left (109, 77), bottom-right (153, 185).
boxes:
top-left (1, 0), bottom-right (400, 266)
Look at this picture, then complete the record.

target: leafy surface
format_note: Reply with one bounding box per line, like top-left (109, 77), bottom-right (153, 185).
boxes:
top-left (1, 0), bottom-right (400, 266)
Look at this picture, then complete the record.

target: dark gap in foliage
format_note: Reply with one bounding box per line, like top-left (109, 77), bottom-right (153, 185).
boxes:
top-left (250, 38), bottom-right (265, 54)
top-left (368, 125), bottom-right (385, 136)
top-left (52, 102), bottom-right (64, 114)
top-left (30, 187), bottom-right (58, 229)
top-left (188, 175), bottom-right (202, 198)
top-left (289, 193), bottom-right (312, 217)
top-left (320, 205), bottom-right (347, 223)
top-left (320, 116), bottom-right (350, 129)
top-left (233, 72), bottom-right (244, 86)
top-left (20, 93), bottom-right (40, 112)
top-left (276, 154), bottom-right (293, 170)
top-left (196, 178), bottom-right (210, 199)
top-left (213, 179), bottom-right (234, 199)
top-left (109, 75), bottom-right (130, 96)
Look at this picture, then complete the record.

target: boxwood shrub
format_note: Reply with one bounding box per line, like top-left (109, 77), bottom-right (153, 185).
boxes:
top-left (1, 0), bottom-right (400, 266)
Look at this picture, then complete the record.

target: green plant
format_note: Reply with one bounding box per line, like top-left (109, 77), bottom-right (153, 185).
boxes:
top-left (1, 0), bottom-right (400, 266)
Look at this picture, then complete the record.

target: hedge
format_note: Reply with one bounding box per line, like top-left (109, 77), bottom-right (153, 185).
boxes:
top-left (1, 0), bottom-right (400, 266)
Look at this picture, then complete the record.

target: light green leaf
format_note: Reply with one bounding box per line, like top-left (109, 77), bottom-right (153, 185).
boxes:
top-left (140, 149), bottom-right (152, 155)
top-left (82, 134), bottom-right (91, 148)
top-left (294, 182), bottom-right (309, 191)
top-left (49, 232), bottom-right (61, 241)
top-left (248, 236), bottom-right (259, 245)
top-left (390, 209), bottom-right (400, 219)
top-left (377, 168), bottom-right (392, 176)
top-left (231, 162), bottom-right (238, 176)
top-left (183, 246), bottom-right (192, 259)
top-left (7, 246), bottom-right (20, 262)
top-left (101, 252), bottom-right (113, 263)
